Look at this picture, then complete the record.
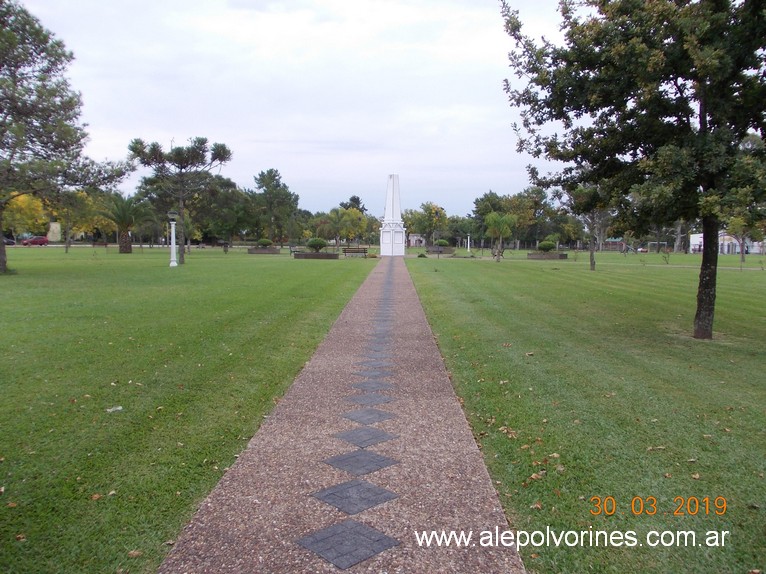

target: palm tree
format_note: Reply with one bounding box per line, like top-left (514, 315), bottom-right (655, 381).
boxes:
top-left (100, 194), bottom-right (152, 253)
top-left (485, 212), bottom-right (516, 262)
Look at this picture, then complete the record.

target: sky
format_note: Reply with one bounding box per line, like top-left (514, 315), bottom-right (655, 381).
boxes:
top-left (24, 0), bottom-right (562, 217)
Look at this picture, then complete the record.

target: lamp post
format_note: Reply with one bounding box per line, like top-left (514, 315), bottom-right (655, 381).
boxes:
top-left (167, 210), bottom-right (178, 267)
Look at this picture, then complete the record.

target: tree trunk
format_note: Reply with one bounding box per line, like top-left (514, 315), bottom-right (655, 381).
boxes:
top-left (589, 235), bottom-right (596, 271)
top-left (674, 220), bottom-right (684, 253)
top-left (118, 230), bottom-right (132, 254)
top-left (0, 207), bottom-right (7, 273)
top-left (693, 215), bottom-right (719, 339)
top-left (177, 182), bottom-right (186, 264)
top-left (738, 238), bottom-right (746, 267)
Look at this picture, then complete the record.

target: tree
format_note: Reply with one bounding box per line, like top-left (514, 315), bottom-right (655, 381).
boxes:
top-left (0, 1), bottom-right (127, 272)
top-left (503, 0), bottom-right (766, 339)
top-left (252, 169), bottom-right (299, 245)
top-left (415, 202), bottom-right (448, 245)
top-left (722, 133), bottom-right (766, 265)
top-left (3, 194), bottom-right (47, 239)
top-left (129, 137), bottom-right (232, 264)
top-left (340, 195), bottom-right (367, 214)
top-left (554, 183), bottom-right (614, 271)
top-left (50, 190), bottom-right (95, 251)
top-left (484, 211), bottom-right (517, 262)
top-left (191, 176), bottom-right (245, 244)
top-left (99, 193), bottom-right (153, 253)
top-left (340, 207), bottom-right (366, 244)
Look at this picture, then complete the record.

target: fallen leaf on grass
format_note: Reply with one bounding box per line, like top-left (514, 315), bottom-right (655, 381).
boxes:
top-left (15, 534), bottom-right (26, 542)
top-left (691, 473), bottom-right (700, 480)
top-left (530, 501), bottom-right (543, 510)
top-left (498, 426), bottom-right (518, 439)
top-left (525, 352), bottom-right (535, 357)
top-left (664, 473), bottom-right (673, 479)
top-left (647, 446), bottom-right (666, 452)
top-left (91, 493), bottom-right (102, 501)
top-left (7, 501), bottom-right (17, 508)
top-left (127, 550), bottom-right (143, 558)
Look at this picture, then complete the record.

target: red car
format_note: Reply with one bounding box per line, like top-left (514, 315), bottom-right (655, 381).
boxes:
top-left (22, 236), bottom-right (49, 246)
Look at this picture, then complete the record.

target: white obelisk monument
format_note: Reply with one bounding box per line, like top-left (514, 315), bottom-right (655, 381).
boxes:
top-left (379, 174), bottom-right (406, 256)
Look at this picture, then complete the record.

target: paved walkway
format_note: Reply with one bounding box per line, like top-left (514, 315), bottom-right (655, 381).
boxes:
top-left (159, 257), bottom-right (526, 573)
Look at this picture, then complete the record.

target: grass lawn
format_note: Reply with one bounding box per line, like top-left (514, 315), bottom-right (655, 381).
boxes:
top-left (407, 251), bottom-right (765, 574)
top-left (0, 246), bottom-right (374, 573)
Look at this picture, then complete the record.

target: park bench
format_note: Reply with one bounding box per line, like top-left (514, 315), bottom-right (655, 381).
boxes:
top-left (342, 247), bottom-right (368, 257)
top-left (289, 245), bottom-right (304, 255)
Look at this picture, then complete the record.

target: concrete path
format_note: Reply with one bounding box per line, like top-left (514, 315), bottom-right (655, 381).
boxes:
top-left (159, 257), bottom-right (526, 573)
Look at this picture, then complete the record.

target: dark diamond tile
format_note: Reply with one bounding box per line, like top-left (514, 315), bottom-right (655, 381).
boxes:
top-left (312, 479), bottom-right (398, 514)
top-left (352, 380), bottom-right (394, 392)
top-left (355, 359), bottom-right (394, 368)
top-left (335, 426), bottom-right (398, 448)
top-left (324, 449), bottom-right (399, 476)
top-left (362, 352), bottom-right (391, 360)
top-left (343, 408), bottom-right (395, 425)
top-left (345, 394), bottom-right (393, 406)
top-left (353, 370), bottom-right (394, 379)
top-left (297, 519), bottom-right (399, 569)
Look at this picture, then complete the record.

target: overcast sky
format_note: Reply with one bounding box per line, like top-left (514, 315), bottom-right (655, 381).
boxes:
top-left (24, 0), bottom-right (561, 217)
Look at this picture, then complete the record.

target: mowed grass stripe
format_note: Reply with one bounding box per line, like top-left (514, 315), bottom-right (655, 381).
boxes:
top-left (408, 255), bottom-right (765, 574)
top-left (1, 249), bottom-right (374, 573)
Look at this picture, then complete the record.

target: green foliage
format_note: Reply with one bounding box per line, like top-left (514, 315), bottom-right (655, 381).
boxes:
top-left (434, 239), bottom-right (450, 247)
top-left (537, 240), bottom-right (556, 252)
top-left (306, 237), bottom-right (327, 252)
top-left (256, 238), bottom-right (273, 247)
top-left (129, 137), bottom-right (232, 264)
top-left (250, 169), bottom-right (299, 243)
top-left (98, 193), bottom-right (153, 254)
top-left (0, 1), bottom-right (128, 272)
top-left (484, 211), bottom-right (517, 261)
top-left (502, 0), bottom-right (766, 339)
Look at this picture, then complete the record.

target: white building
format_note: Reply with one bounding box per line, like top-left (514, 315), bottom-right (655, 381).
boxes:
top-left (689, 232), bottom-right (763, 255)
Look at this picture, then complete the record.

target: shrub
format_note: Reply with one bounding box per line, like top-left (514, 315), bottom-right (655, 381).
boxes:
top-left (538, 240), bottom-right (556, 252)
top-left (418, 252), bottom-right (428, 258)
top-left (306, 238), bottom-right (328, 253)
top-left (256, 238), bottom-right (274, 248)
top-left (434, 239), bottom-right (450, 247)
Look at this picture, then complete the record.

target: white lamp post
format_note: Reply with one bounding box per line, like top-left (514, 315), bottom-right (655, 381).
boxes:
top-left (168, 210), bottom-right (178, 267)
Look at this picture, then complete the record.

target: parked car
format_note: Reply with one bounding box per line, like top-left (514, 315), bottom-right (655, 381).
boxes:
top-left (2, 237), bottom-right (14, 246)
top-left (22, 236), bottom-right (49, 246)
